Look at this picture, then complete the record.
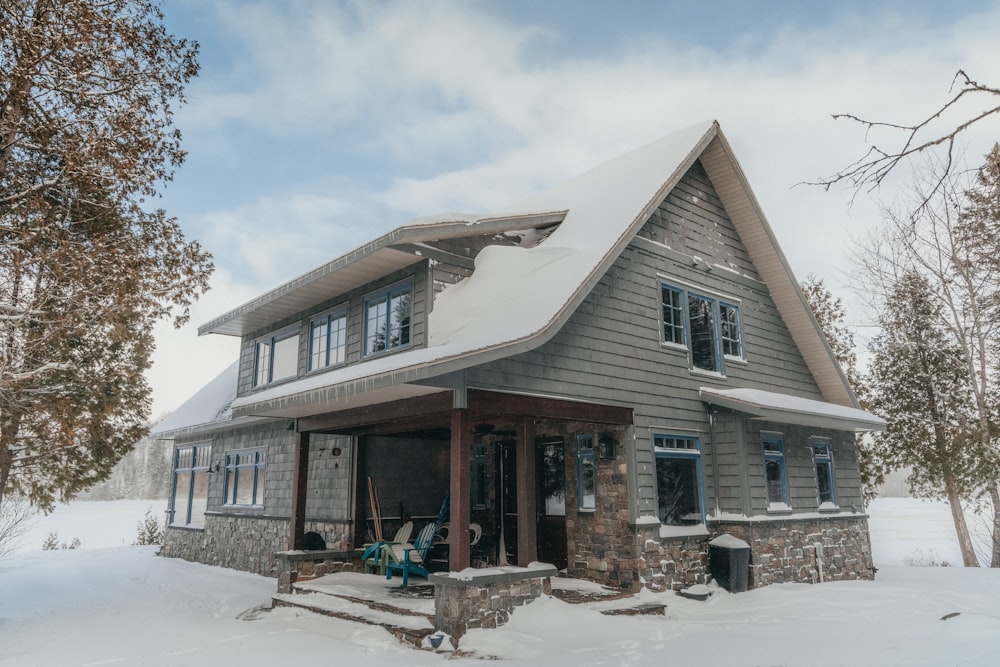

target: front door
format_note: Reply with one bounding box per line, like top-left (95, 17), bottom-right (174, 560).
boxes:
top-left (536, 437), bottom-right (568, 569)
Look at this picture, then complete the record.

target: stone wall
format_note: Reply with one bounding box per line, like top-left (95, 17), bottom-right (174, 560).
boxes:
top-left (430, 565), bottom-right (557, 640)
top-left (714, 515), bottom-right (874, 587)
top-left (561, 423), bottom-right (636, 590)
top-left (633, 523), bottom-right (710, 592)
top-left (161, 513), bottom-right (349, 577)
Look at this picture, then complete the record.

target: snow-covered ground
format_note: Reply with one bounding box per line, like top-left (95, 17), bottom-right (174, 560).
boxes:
top-left (1, 498), bottom-right (998, 666)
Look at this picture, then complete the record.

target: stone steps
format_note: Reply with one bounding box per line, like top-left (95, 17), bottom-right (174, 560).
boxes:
top-left (272, 590), bottom-right (435, 649)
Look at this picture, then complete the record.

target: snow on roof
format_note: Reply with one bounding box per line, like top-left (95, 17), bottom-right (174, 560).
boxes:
top-left (699, 386), bottom-right (885, 432)
top-left (150, 361), bottom-right (239, 436)
top-left (229, 121), bottom-right (717, 416)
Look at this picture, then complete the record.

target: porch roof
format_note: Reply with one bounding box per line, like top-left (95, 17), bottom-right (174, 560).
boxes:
top-left (699, 387), bottom-right (886, 433)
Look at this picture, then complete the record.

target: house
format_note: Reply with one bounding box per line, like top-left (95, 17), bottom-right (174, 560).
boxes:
top-left (153, 121), bottom-right (884, 593)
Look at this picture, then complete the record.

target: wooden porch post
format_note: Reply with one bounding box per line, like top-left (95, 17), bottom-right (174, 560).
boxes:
top-left (289, 430), bottom-right (310, 550)
top-left (516, 416), bottom-right (537, 566)
top-left (449, 408), bottom-right (471, 571)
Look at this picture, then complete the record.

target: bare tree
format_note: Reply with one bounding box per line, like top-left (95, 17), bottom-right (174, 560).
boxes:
top-left (815, 70), bottom-right (1000, 209)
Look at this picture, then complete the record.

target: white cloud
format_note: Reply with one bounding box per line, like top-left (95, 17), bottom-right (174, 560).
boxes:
top-left (153, 0), bottom-right (1000, 411)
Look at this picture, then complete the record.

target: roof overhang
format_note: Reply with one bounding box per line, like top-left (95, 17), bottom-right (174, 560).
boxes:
top-left (700, 387), bottom-right (885, 433)
top-left (199, 211), bottom-right (567, 337)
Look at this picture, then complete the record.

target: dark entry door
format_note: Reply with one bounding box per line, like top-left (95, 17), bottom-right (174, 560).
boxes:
top-left (496, 440), bottom-right (518, 564)
top-left (536, 437), bottom-right (568, 569)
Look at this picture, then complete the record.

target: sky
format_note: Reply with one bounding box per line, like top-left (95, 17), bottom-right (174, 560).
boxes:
top-left (147, 0), bottom-right (1000, 417)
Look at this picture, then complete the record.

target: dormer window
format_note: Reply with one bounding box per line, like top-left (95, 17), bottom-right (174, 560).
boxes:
top-left (364, 283), bottom-right (412, 356)
top-left (253, 330), bottom-right (299, 387)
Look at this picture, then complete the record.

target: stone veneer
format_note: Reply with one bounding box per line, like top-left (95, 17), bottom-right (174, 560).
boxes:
top-left (714, 514), bottom-right (874, 587)
top-left (633, 523), bottom-right (711, 592)
top-left (430, 565), bottom-right (557, 640)
top-left (160, 513), bottom-right (349, 577)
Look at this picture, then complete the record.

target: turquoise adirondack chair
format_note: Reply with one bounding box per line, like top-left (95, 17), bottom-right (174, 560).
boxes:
top-left (361, 520), bottom-right (413, 575)
top-left (385, 522), bottom-right (436, 587)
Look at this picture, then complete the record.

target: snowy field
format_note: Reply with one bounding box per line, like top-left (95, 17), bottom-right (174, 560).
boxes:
top-left (1, 499), bottom-right (998, 666)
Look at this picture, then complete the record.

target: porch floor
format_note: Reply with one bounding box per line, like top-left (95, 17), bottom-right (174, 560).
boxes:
top-left (272, 571), bottom-right (666, 651)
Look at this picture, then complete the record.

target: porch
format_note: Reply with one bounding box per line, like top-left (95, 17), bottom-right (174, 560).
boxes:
top-left (286, 388), bottom-right (633, 576)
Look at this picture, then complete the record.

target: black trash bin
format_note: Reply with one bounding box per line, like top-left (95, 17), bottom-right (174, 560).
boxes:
top-left (709, 533), bottom-right (750, 593)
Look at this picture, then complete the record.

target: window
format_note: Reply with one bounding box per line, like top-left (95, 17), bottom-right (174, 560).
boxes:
top-left (762, 433), bottom-right (790, 508)
top-left (254, 331), bottom-right (299, 386)
top-left (364, 284), bottom-right (412, 356)
top-left (812, 439), bottom-right (837, 506)
top-left (576, 434), bottom-right (596, 511)
top-left (309, 310), bottom-right (347, 371)
top-left (660, 281), bottom-right (743, 373)
top-left (171, 445), bottom-right (210, 527)
top-left (223, 450), bottom-right (265, 506)
top-left (654, 435), bottom-right (706, 526)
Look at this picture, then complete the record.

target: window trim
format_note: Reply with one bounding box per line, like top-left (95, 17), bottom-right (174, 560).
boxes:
top-left (762, 431), bottom-right (791, 510)
top-left (223, 449), bottom-right (266, 508)
top-left (170, 443), bottom-right (210, 528)
top-left (253, 327), bottom-right (300, 387)
top-left (308, 306), bottom-right (348, 372)
top-left (658, 278), bottom-right (745, 374)
top-left (576, 434), bottom-right (596, 512)
top-left (653, 434), bottom-right (707, 527)
top-left (811, 438), bottom-right (838, 508)
top-left (363, 281), bottom-right (413, 357)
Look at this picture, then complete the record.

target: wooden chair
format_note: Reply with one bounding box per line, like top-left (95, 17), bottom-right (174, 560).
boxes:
top-left (385, 522), bottom-right (436, 587)
top-left (361, 520), bottom-right (413, 575)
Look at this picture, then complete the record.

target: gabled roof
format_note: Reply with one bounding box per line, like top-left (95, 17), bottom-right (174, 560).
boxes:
top-left (190, 121), bottom-right (860, 422)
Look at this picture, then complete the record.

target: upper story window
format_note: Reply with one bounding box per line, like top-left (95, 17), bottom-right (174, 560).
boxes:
top-left (309, 309), bottom-right (347, 371)
top-left (254, 330), bottom-right (299, 387)
top-left (812, 439), bottom-right (838, 506)
top-left (654, 435), bottom-right (705, 526)
top-left (762, 432), bottom-right (790, 509)
top-left (364, 283), bottom-right (412, 356)
top-left (660, 281), bottom-right (743, 374)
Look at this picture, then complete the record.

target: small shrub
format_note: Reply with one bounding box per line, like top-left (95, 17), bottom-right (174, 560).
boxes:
top-left (41, 532), bottom-right (60, 551)
top-left (133, 508), bottom-right (164, 546)
top-left (41, 532), bottom-right (81, 550)
top-left (904, 548), bottom-right (951, 567)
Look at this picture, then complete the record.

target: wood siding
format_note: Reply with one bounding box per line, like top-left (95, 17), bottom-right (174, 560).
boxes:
top-left (466, 160), bottom-right (853, 518)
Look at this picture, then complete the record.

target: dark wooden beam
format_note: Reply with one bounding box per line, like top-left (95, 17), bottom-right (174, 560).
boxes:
top-left (289, 431), bottom-right (310, 550)
top-left (449, 408), bottom-right (471, 571)
top-left (297, 391), bottom-right (453, 433)
top-left (515, 416), bottom-right (537, 566)
top-left (468, 389), bottom-right (633, 425)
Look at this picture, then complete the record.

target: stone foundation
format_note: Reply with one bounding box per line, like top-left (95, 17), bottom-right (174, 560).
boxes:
top-left (430, 565), bottom-right (557, 640)
top-left (634, 524), bottom-right (710, 592)
top-left (160, 513), bottom-right (350, 577)
top-left (714, 514), bottom-right (874, 587)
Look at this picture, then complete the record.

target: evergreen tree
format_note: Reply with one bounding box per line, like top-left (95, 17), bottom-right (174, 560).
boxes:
top-left (867, 273), bottom-right (981, 566)
top-left (800, 276), bottom-right (885, 501)
top-left (0, 1), bottom-right (211, 510)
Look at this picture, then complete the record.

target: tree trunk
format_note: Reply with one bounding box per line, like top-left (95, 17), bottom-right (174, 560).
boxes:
top-left (944, 473), bottom-right (979, 567)
top-left (990, 482), bottom-right (1000, 568)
